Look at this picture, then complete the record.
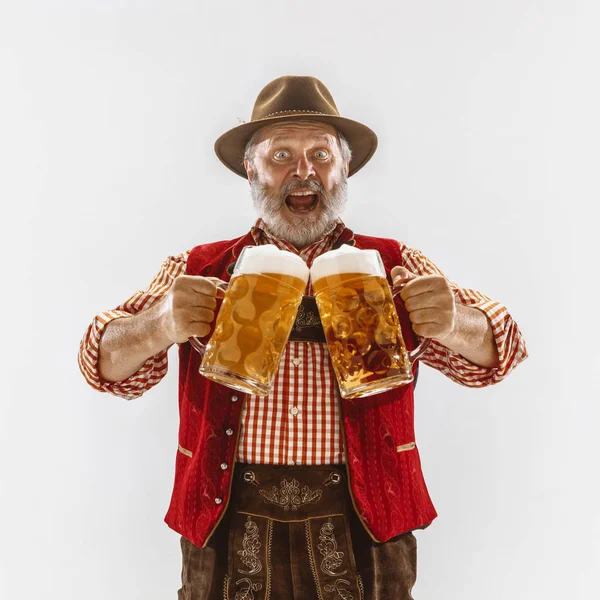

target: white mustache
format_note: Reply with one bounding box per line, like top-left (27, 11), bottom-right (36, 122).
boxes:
top-left (280, 179), bottom-right (325, 198)
top-left (249, 173), bottom-right (348, 247)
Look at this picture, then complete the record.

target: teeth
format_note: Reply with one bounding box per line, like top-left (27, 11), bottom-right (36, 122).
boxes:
top-left (289, 191), bottom-right (315, 196)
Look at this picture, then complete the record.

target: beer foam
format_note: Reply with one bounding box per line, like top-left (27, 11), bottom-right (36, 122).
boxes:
top-left (237, 245), bottom-right (309, 283)
top-left (310, 246), bottom-right (384, 282)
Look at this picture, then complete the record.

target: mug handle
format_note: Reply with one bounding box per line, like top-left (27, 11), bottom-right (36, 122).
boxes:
top-left (188, 277), bottom-right (229, 356)
top-left (391, 281), bottom-right (432, 363)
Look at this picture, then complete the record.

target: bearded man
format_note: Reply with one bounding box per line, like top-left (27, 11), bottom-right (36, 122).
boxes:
top-left (78, 76), bottom-right (528, 599)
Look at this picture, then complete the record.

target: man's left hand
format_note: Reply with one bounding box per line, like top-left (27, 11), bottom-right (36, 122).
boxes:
top-left (391, 266), bottom-right (456, 341)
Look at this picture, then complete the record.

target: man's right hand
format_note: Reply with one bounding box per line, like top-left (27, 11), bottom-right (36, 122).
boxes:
top-left (157, 275), bottom-right (225, 344)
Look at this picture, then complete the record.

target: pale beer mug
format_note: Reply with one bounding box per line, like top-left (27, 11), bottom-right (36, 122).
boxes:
top-left (189, 245), bottom-right (309, 396)
top-left (310, 246), bottom-right (431, 399)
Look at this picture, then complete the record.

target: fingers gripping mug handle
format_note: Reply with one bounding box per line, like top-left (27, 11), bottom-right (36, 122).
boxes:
top-left (391, 281), bottom-right (432, 363)
top-left (189, 278), bottom-right (228, 356)
top-left (188, 336), bottom-right (206, 355)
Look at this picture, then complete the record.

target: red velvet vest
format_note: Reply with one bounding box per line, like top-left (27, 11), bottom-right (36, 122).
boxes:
top-left (164, 229), bottom-right (438, 547)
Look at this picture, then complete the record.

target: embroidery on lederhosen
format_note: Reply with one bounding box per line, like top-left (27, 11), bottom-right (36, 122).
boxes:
top-left (294, 302), bottom-right (321, 331)
top-left (233, 516), bottom-right (264, 600)
top-left (306, 517), bottom-right (359, 600)
top-left (234, 577), bottom-right (262, 600)
top-left (238, 516), bottom-right (262, 575)
top-left (318, 518), bottom-right (347, 577)
top-left (319, 519), bottom-right (355, 599)
top-left (324, 579), bottom-right (355, 599)
top-left (289, 296), bottom-right (327, 342)
top-left (259, 477), bottom-right (323, 511)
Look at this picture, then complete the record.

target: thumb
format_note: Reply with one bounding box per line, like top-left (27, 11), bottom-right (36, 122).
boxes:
top-left (391, 266), bottom-right (416, 284)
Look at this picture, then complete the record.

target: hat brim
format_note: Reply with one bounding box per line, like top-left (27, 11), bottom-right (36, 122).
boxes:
top-left (214, 114), bottom-right (378, 179)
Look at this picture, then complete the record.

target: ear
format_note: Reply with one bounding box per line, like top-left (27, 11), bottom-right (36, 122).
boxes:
top-left (344, 160), bottom-right (350, 178)
top-left (244, 158), bottom-right (254, 183)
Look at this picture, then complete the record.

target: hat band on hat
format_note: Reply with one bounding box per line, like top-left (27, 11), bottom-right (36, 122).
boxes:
top-left (262, 109), bottom-right (330, 119)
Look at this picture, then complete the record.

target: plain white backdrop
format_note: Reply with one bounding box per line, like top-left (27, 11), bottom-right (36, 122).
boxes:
top-left (2, 1), bottom-right (599, 598)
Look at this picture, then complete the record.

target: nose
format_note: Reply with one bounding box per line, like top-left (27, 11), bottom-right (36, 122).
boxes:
top-left (291, 153), bottom-right (316, 180)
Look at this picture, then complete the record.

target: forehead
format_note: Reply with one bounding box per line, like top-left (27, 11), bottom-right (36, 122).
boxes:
top-left (257, 121), bottom-right (338, 145)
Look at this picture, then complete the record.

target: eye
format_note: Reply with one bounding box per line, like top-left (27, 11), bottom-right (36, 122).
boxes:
top-left (274, 151), bottom-right (289, 159)
top-left (314, 150), bottom-right (329, 159)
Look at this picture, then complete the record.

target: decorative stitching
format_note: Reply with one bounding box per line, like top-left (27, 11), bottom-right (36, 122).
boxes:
top-left (324, 578), bottom-right (355, 599)
top-left (318, 518), bottom-right (347, 577)
top-left (305, 520), bottom-right (325, 600)
top-left (265, 520), bottom-right (273, 599)
top-left (259, 478), bottom-right (323, 511)
top-left (293, 304), bottom-right (322, 332)
top-left (223, 574), bottom-right (229, 600)
top-left (357, 574), bottom-right (365, 600)
top-left (234, 578), bottom-right (262, 600)
top-left (238, 510), bottom-right (343, 524)
top-left (237, 516), bottom-right (262, 575)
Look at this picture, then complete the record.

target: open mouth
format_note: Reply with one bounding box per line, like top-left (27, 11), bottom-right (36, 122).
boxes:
top-left (285, 191), bottom-right (320, 214)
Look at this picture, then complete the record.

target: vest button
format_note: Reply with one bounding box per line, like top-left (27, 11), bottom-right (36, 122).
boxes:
top-left (214, 497), bottom-right (223, 505)
top-left (231, 395), bottom-right (239, 403)
top-left (220, 462), bottom-right (228, 470)
top-left (225, 428), bottom-right (234, 436)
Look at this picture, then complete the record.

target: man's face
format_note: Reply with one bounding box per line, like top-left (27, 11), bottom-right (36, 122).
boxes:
top-left (244, 121), bottom-right (349, 248)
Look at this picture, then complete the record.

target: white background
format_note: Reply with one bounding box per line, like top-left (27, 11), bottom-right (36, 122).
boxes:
top-left (1, 1), bottom-right (599, 598)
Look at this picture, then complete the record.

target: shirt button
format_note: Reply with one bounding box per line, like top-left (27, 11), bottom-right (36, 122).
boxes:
top-left (220, 462), bottom-right (228, 470)
top-left (288, 460), bottom-right (295, 466)
top-left (225, 428), bottom-right (234, 436)
top-left (292, 358), bottom-right (301, 366)
top-left (290, 406), bottom-right (299, 416)
top-left (215, 497), bottom-right (223, 505)
top-left (231, 395), bottom-right (239, 403)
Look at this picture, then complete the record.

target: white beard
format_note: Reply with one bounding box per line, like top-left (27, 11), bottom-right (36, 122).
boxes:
top-left (250, 173), bottom-right (348, 248)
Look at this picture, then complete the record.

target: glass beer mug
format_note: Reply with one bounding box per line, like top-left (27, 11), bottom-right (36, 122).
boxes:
top-left (189, 245), bottom-right (309, 396)
top-left (310, 246), bottom-right (430, 399)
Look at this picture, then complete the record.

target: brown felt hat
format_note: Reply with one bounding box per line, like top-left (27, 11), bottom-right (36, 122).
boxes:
top-left (214, 76), bottom-right (378, 179)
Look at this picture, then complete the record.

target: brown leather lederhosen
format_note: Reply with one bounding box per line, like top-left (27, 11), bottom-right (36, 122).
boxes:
top-left (226, 463), bottom-right (361, 599)
top-left (178, 463), bottom-right (418, 600)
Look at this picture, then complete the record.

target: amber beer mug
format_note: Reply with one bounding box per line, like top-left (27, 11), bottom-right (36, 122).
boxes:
top-left (311, 246), bottom-right (430, 399)
top-left (189, 246), bottom-right (309, 396)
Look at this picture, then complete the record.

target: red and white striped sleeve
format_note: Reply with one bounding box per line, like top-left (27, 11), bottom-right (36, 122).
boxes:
top-left (399, 243), bottom-right (528, 387)
top-left (77, 251), bottom-right (189, 399)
